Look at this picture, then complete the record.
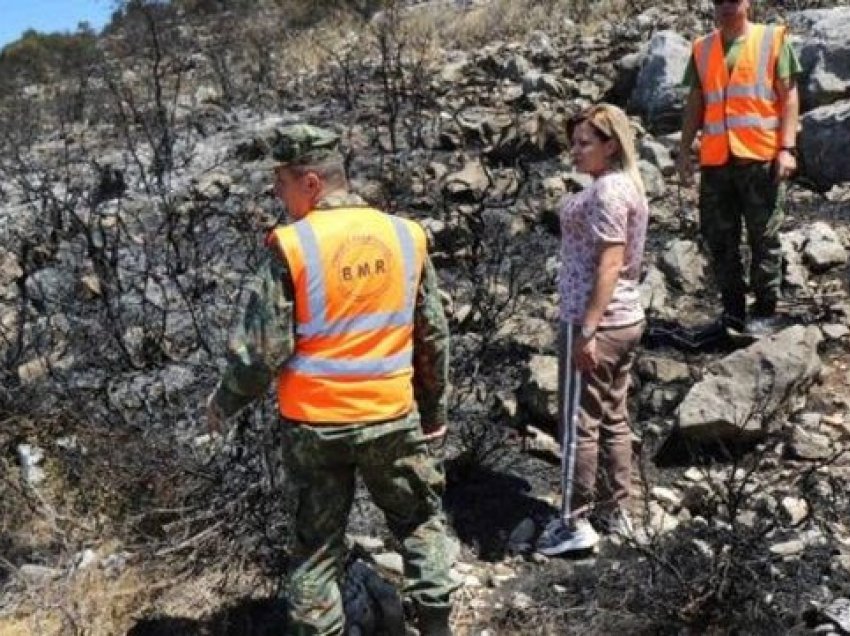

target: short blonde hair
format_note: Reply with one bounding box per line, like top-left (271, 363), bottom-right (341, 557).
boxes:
top-left (567, 103), bottom-right (645, 197)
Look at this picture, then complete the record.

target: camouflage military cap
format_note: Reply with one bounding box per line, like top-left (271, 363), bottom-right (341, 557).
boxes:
top-left (266, 124), bottom-right (342, 167)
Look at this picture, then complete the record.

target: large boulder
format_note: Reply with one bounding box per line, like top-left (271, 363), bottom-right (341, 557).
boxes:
top-left (672, 326), bottom-right (822, 444)
top-left (788, 7), bottom-right (850, 111)
top-left (629, 31), bottom-right (690, 133)
top-left (799, 100), bottom-right (850, 190)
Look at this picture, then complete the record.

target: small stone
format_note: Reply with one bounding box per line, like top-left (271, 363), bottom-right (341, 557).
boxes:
top-left (464, 575), bottom-right (483, 588)
top-left (787, 427), bottom-right (834, 461)
top-left (511, 592), bottom-right (533, 610)
top-left (822, 324), bottom-right (850, 341)
top-left (796, 412), bottom-right (823, 428)
top-left (349, 535), bottom-right (385, 553)
top-left (780, 496), bottom-right (809, 525)
top-left (651, 486), bottom-right (683, 509)
top-left (372, 552), bottom-right (403, 576)
top-left (19, 564), bottom-right (61, 583)
top-left (74, 549), bottom-right (98, 571)
top-left (17, 443), bottom-right (45, 486)
top-left (683, 467), bottom-right (703, 482)
top-left (507, 518), bottom-right (536, 554)
top-left (79, 274), bottom-right (102, 299)
top-left (769, 538), bottom-right (805, 557)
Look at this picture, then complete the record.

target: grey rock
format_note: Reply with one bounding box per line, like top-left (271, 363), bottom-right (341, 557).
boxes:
top-left (17, 443), bottom-right (46, 486)
top-left (495, 315), bottom-right (557, 352)
top-left (800, 101), bottom-right (850, 191)
top-left (780, 229), bottom-right (810, 292)
top-left (658, 239), bottom-right (708, 294)
top-left (18, 353), bottom-right (75, 385)
top-left (25, 267), bottom-right (75, 310)
top-left (507, 518), bottom-right (536, 554)
top-left (637, 356), bottom-right (691, 384)
top-left (527, 31), bottom-right (556, 64)
top-left (788, 7), bottom-right (850, 110)
top-left (630, 31), bottom-right (690, 132)
top-left (639, 138), bottom-right (676, 176)
top-left (349, 534), bottom-right (384, 553)
top-left (787, 425), bottom-right (834, 461)
top-left (769, 538), bottom-right (805, 557)
top-left (502, 53), bottom-right (533, 82)
top-left (522, 71), bottom-right (563, 97)
top-left (642, 385), bottom-right (686, 416)
top-left (19, 564), bottom-right (61, 583)
top-left (638, 265), bottom-right (670, 315)
top-left (74, 549), bottom-right (98, 571)
top-left (638, 159), bottom-right (666, 200)
top-left (803, 221), bottom-right (848, 272)
top-left (822, 323), bottom-right (850, 341)
top-left (651, 486), bottom-right (683, 509)
top-left (611, 49), bottom-right (646, 104)
top-left (517, 354), bottom-right (558, 428)
top-left (674, 326), bottom-right (822, 443)
top-left (372, 552), bottom-right (404, 576)
top-left (442, 160), bottom-right (490, 202)
top-left (822, 597), bottom-right (850, 634)
top-left (0, 248), bottom-right (23, 300)
top-left (780, 496), bottom-right (809, 525)
top-left (194, 171), bottom-right (232, 200)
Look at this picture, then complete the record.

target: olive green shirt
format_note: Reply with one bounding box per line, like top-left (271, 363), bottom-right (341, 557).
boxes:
top-left (682, 29), bottom-right (802, 90)
top-left (213, 193), bottom-right (450, 429)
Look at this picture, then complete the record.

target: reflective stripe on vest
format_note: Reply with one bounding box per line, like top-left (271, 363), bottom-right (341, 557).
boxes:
top-left (695, 24), bottom-right (783, 165)
top-left (287, 349), bottom-right (412, 376)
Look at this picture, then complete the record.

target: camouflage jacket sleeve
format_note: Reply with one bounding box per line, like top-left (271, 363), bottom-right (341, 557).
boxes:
top-left (213, 248), bottom-right (295, 418)
top-left (412, 255), bottom-right (450, 429)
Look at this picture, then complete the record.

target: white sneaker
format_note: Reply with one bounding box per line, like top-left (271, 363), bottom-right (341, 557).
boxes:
top-left (536, 517), bottom-right (599, 556)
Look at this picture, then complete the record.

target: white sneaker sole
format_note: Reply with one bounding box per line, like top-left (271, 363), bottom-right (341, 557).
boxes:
top-left (536, 534), bottom-right (599, 556)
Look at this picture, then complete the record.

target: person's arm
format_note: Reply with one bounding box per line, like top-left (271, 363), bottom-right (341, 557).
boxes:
top-left (581, 245), bottom-right (626, 336)
top-left (574, 245), bottom-right (625, 373)
top-left (775, 36), bottom-right (801, 182)
top-left (678, 85), bottom-right (704, 186)
top-left (208, 248), bottom-right (296, 429)
top-left (412, 255), bottom-right (450, 440)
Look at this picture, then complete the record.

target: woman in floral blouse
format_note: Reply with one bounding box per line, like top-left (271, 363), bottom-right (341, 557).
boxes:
top-left (537, 103), bottom-right (649, 556)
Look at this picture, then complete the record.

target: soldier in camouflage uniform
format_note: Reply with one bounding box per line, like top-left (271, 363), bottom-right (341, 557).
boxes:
top-left (207, 124), bottom-right (458, 636)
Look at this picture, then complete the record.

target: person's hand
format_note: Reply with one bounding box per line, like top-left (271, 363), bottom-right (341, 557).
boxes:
top-left (206, 393), bottom-right (225, 436)
top-left (776, 148), bottom-right (797, 183)
top-left (573, 334), bottom-right (599, 373)
top-left (677, 150), bottom-right (695, 187)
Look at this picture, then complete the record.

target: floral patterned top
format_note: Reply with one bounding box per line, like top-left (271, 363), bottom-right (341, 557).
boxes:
top-left (558, 171), bottom-right (649, 327)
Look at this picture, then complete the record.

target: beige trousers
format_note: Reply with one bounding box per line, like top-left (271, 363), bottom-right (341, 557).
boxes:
top-left (558, 320), bottom-right (644, 521)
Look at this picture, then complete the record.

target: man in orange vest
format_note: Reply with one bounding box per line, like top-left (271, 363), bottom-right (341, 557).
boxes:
top-left (678, 0), bottom-right (800, 334)
top-left (206, 124), bottom-right (457, 635)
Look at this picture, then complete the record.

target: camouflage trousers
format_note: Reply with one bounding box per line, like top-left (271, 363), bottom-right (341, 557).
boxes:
top-left (281, 412), bottom-right (458, 636)
top-left (699, 158), bottom-right (786, 322)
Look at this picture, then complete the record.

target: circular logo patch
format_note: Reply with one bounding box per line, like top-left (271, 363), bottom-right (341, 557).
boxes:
top-left (332, 235), bottom-right (394, 300)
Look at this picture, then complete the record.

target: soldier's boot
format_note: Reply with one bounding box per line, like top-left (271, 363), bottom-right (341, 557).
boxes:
top-left (416, 605), bottom-right (452, 636)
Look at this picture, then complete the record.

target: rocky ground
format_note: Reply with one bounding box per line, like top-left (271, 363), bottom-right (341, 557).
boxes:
top-left (1, 0), bottom-right (850, 634)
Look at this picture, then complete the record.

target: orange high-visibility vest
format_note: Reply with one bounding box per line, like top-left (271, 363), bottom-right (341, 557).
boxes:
top-left (269, 207), bottom-right (427, 424)
top-left (694, 24), bottom-right (785, 166)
